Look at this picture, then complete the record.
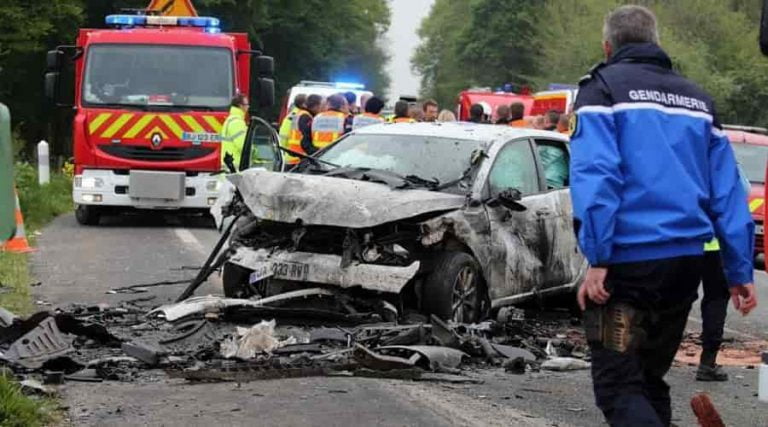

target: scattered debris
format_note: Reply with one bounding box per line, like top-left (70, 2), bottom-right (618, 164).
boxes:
top-left (541, 357), bottom-right (591, 372)
top-left (3, 316), bottom-right (72, 369)
top-left (220, 320), bottom-right (296, 359)
top-left (121, 341), bottom-right (165, 366)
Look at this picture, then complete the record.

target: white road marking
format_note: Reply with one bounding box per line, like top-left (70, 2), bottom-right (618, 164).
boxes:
top-left (174, 228), bottom-right (207, 255)
top-left (686, 316), bottom-right (761, 341)
top-left (173, 228), bottom-right (223, 291)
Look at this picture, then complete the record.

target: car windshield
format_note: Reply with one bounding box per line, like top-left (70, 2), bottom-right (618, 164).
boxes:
top-left (83, 44), bottom-right (233, 110)
top-left (731, 143), bottom-right (768, 184)
top-left (317, 133), bottom-right (481, 186)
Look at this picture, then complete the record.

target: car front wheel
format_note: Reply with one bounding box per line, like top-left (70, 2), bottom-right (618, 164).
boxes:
top-left (422, 251), bottom-right (485, 323)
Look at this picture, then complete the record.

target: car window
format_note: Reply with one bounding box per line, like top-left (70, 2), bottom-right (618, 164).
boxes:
top-left (731, 143), bottom-right (768, 184)
top-left (535, 140), bottom-right (569, 190)
top-left (488, 140), bottom-right (539, 195)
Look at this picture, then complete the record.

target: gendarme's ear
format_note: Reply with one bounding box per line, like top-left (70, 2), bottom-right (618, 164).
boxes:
top-left (602, 40), bottom-right (613, 60)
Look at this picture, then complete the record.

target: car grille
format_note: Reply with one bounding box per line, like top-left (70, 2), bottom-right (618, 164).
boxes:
top-left (99, 145), bottom-right (215, 162)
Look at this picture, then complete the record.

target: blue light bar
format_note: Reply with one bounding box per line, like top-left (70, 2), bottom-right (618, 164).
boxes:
top-left (105, 14), bottom-right (220, 29)
top-left (334, 82), bottom-right (365, 90)
top-left (204, 27), bottom-right (221, 34)
top-left (105, 15), bottom-right (148, 26)
top-left (178, 17), bottom-right (220, 28)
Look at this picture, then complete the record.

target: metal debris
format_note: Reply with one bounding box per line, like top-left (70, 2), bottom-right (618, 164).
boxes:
top-left (3, 316), bottom-right (72, 369)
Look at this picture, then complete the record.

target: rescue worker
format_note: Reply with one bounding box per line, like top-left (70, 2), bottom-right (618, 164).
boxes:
top-left (220, 94), bottom-right (249, 172)
top-left (391, 100), bottom-right (415, 123)
top-left (422, 99), bottom-right (439, 122)
top-left (509, 102), bottom-right (527, 127)
top-left (571, 6), bottom-right (755, 426)
top-left (697, 166), bottom-right (751, 382)
top-left (352, 96), bottom-right (386, 130)
top-left (343, 92), bottom-right (357, 133)
top-left (310, 94), bottom-right (347, 154)
top-left (495, 105), bottom-right (512, 125)
top-left (278, 94), bottom-right (306, 146)
top-left (468, 103), bottom-right (485, 123)
top-left (284, 94), bottom-right (317, 165)
top-left (544, 110), bottom-right (560, 131)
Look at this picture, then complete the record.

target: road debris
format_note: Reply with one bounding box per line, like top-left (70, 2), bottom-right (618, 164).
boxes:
top-left (0, 287), bottom-right (590, 389)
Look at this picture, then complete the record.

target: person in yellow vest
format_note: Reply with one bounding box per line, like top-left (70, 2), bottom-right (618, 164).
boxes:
top-left (285, 94), bottom-right (321, 165)
top-left (695, 165), bottom-right (751, 382)
top-left (220, 94), bottom-right (249, 172)
top-left (278, 94), bottom-right (306, 147)
top-left (310, 94), bottom-right (347, 154)
top-left (391, 100), bottom-right (415, 123)
top-left (351, 97), bottom-right (385, 131)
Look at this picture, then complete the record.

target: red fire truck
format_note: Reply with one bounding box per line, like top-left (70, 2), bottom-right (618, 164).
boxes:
top-left (456, 89), bottom-right (533, 122)
top-left (44, 1), bottom-right (274, 225)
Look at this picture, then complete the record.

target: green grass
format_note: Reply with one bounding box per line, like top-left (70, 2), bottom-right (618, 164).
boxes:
top-left (14, 162), bottom-right (73, 234)
top-left (0, 252), bottom-right (33, 316)
top-left (0, 373), bottom-right (57, 427)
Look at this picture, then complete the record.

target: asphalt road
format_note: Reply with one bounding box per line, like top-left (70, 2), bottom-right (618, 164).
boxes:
top-left (30, 212), bottom-right (768, 426)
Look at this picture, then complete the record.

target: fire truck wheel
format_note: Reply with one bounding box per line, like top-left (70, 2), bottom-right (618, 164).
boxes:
top-left (75, 205), bottom-right (101, 226)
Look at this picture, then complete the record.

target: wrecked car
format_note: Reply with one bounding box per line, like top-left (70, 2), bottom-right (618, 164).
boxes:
top-left (221, 122), bottom-right (586, 322)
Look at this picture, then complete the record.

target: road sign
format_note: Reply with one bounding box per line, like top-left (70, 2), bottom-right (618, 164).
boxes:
top-left (147, 0), bottom-right (198, 17)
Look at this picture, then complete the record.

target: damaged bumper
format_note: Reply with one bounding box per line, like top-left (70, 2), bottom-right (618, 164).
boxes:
top-left (229, 247), bottom-right (421, 293)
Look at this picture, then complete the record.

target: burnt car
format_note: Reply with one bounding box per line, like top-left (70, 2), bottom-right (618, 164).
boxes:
top-left (222, 122), bottom-right (586, 322)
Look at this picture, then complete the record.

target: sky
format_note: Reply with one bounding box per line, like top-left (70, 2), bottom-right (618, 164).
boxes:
top-left (384, 0), bottom-right (435, 101)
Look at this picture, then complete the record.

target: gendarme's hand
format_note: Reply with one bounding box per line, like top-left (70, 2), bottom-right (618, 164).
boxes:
top-left (577, 267), bottom-right (609, 311)
top-left (730, 283), bottom-right (757, 315)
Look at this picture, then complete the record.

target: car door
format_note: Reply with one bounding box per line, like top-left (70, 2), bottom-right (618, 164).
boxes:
top-left (240, 117), bottom-right (284, 172)
top-left (483, 138), bottom-right (558, 302)
top-left (531, 137), bottom-right (584, 288)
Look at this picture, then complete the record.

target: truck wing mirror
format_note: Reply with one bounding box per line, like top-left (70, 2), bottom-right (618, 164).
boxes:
top-left (255, 56), bottom-right (274, 78)
top-left (251, 77), bottom-right (275, 108)
top-left (47, 50), bottom-right (63, 71)
top-left (44, 72), bottom-right (60, 102)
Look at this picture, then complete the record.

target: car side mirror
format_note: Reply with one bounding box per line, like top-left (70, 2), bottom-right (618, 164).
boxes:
top-left (486, 188), bottom-right (526, 211)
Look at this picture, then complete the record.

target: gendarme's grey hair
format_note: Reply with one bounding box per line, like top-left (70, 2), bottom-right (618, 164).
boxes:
top-left (603, 5), bottom-right (660, 49)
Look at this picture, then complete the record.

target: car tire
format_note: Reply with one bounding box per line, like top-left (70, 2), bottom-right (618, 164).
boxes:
top-left (422, 251), bottom-right (485, 323)
top-left (75, 205), bottom-right (101, 226)
top-left (222, 262), bottom-right (253, 298)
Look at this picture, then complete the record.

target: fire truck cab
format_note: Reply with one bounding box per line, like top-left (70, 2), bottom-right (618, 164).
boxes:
top-left (45, 12), bottom-right (274, 225)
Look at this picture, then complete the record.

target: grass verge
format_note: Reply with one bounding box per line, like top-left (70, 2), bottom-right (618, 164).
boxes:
top-left (14, 162), bottom-right (73, 234)
top-left (0, 251), bottom-right (34, 316)
top-left (0, 373), bottom-right (57, 427)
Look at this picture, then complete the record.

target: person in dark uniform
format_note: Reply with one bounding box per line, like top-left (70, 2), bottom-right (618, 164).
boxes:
top-left (570, 5), bottom-right (756, 426)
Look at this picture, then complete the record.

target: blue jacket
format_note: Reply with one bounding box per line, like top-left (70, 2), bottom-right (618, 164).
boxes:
top-left (570, 43), bottom-right (754, 286)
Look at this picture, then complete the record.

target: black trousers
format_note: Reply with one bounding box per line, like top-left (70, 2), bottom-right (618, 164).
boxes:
top-left (700, 250), bottom-right (729, 354)
top-left (588, 256), bottom-right (703, 427)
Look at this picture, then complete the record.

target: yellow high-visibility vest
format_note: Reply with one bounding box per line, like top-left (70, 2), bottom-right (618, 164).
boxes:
top-left (220, 106), bottom-right (247, 171)
top-left (285, 109), bottom-right (311, 165)
top-left (311, 110), bottom-right (346, 149)
top-left (352, 113), bottom-right (385, 130)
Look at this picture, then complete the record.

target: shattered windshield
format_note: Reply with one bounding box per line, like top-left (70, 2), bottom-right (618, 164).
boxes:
top-left (83, 44), bottom-right (234, 110)
top-left (317, 134), bottom-right (481, 184)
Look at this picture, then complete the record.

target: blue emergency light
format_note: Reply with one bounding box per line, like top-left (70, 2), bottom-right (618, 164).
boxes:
top-left (105, 15), bottom-right (221, 31)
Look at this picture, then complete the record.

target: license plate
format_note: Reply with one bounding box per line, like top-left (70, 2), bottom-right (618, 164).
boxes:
top-left (249, 261), bottom-right (309, 283)
top-left (757, 225), bottom-right (764, 235)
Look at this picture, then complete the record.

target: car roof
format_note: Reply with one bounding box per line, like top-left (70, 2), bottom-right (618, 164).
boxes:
top-left (351, 122), bottom-right (569, 144)
top-left (726, 130), bottom-right (768, 146)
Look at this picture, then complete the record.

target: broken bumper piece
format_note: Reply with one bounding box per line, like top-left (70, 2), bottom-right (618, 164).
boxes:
top-left (229, 247), bottom-right (421, 293)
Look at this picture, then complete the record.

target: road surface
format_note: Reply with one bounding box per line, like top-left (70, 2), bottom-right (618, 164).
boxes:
top-left (30, 212), bottom-right (768, 426)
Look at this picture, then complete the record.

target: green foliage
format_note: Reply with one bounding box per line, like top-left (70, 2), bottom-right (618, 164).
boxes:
top-left (0, 372), bottom-right (54, 427)
top-left (414, 0), bottom-right (768, 127)
top-left (0, 252), bottom-right (34, 315)
top-left (14, 163), bottom-right (73, 234)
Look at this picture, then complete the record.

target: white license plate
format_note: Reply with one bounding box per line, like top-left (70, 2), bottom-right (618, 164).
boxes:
top-left (248, 261), bottom-right (309, 283)
top-left (756, 225), bottom-right (764, 235)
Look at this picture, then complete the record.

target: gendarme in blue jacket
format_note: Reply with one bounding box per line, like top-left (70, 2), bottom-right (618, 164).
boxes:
top-left (570, 43), bottom-right (754, 286)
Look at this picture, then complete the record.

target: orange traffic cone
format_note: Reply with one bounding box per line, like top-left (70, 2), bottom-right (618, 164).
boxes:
top-left (1, 189), bottom-right (34, 253)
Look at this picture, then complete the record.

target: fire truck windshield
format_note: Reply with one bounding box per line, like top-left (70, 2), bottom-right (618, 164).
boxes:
top-left (82, 44), bottom-right (234, 110)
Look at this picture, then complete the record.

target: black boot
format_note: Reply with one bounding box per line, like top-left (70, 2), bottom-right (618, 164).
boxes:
top-left (696, 350), bottom-right (728, 382)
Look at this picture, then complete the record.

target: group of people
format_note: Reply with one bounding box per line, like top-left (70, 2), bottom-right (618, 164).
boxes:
top-left (468, 102), bottom-right (571, 134)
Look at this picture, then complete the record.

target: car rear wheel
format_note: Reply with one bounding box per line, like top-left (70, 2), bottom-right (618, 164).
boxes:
top-left (422, 251), bottom-right (485, 323)
top-left (222, 262), bottom-right (254, 298)
top-left (75, 205), bottom-right (101, 226)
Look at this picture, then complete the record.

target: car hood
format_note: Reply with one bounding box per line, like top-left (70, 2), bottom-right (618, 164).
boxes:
top-left (228, 170), bottom-right (466, 228)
